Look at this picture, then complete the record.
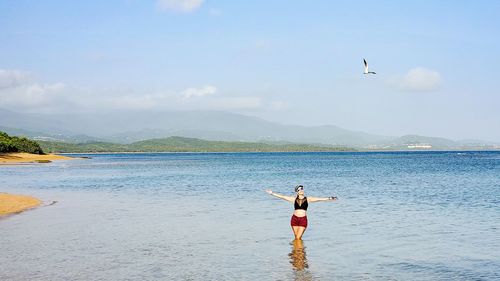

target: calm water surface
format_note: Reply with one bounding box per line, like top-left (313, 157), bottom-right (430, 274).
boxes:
top-left (1, 151), bottom-right (499, 280)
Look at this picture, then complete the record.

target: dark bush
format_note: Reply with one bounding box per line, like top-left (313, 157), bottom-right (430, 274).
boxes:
top-left (0, 131), bottom-right (44, 154)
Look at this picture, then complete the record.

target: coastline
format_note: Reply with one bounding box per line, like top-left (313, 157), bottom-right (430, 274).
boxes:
top-left (0, 152), bottom-right (75, 164)
top-left (0, 193), bottom-right (41, 216)
top-left (57, 149), bottom-right (500, 154)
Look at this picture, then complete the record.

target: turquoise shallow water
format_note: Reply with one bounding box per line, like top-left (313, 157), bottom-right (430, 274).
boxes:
top-left (1, 151), bottom-right (499, 280)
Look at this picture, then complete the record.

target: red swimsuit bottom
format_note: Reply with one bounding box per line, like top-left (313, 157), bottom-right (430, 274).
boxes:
top-left (290, 215), bottom-right (308, 228)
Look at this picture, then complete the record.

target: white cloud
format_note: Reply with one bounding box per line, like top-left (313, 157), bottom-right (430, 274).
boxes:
top-left (74, 85), bottom-right (261, 111)
top-left (96, 91), bottom-right (260, 111)
top-left (0, 69), bottom-right (70, 112)
top-left (0, 69), bottom-right (33, 89)
top-left (181, 85), bottom-right (217, 99)
top-left (0, 82), bottom-right (68, 111)
top-left (0, 69), bottom-right (67, 111)
top-left (0, 69), bottom-right (266, 113)
top-left (157, 0), bottom-right (204, 12)
top-left (397, 67), bottom-right (442, 92)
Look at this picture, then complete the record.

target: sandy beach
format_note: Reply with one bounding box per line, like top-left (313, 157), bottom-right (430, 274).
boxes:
top-left (0, 152), bottom-right (74, 164)
top-left (0, 153), bottom-right (70, 216)
top-left (0, 193), bottom-right (41, 216)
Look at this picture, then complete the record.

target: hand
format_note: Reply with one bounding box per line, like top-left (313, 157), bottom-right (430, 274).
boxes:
top-left (329, 196), bottom-right (338, 200)
top-left (265, 189), bottom-right (273, 195)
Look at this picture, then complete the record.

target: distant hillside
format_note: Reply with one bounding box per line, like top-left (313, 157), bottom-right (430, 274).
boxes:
top-left (0, 126), bottom-right (101, 143)
top-left (0, 108), bottom-right (391, 146)
top-left (39, 136), bottom-right (354, 153)
top-left (1, 108), bottom-right (498, 149)
top-left (386, 135), bottom-right (458, 149)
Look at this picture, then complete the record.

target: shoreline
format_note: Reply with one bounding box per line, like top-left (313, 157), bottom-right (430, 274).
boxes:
top-left (0, 152), bottom-right (75, 164)
top-left (57, 149), bottom-right (500, 155)
top-left (0, 193), bottom-right (41, 217)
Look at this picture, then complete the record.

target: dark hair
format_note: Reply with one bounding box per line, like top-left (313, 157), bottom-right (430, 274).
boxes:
top-left (294, 185), bottom-right (304, 192)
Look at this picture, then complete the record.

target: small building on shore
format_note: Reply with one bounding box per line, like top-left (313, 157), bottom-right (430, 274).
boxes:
top-left (406, 143), bottom-right (432, 149)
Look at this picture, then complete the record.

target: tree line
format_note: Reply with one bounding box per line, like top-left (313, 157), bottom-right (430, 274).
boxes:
top-left (0, 131), bottom-right (44, 154)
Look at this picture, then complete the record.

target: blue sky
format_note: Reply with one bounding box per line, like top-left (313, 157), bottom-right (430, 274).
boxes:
top-left (1, 0), bottom-right (499, 141)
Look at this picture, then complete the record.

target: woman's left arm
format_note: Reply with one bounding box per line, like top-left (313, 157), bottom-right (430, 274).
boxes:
top-left (308, 196), bottom-right (338, 203)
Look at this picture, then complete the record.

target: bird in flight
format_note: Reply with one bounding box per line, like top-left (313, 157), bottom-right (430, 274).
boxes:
top-left (363, 59), bottom-right (376, 75)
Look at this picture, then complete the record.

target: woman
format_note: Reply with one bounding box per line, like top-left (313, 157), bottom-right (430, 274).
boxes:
top-left (265, 185), bottom-right (337, 240)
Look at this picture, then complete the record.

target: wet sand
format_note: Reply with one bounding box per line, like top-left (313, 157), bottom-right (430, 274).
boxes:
top-left (0, 193), bottom-right (41, 216)
top-left (0, 152), bottom-right (74, 164)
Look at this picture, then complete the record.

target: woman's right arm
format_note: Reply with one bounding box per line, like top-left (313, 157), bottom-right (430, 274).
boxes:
top-left (265, 189), bottom-right (295, 202)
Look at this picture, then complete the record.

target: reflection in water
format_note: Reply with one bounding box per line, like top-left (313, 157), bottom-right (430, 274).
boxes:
top-left (289, 239), bottom-right (314, 281)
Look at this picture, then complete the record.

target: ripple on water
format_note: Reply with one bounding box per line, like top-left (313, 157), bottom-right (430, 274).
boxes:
top-left (0, 151), bottom-right (499, 280)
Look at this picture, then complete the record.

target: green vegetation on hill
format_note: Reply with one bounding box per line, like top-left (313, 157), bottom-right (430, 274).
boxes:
top-left (39, 141), bottom-right (129, 153)
top-left (0, 131), bottom-right (44, 154)
top-left (39, 136), bottom-right (354, 153)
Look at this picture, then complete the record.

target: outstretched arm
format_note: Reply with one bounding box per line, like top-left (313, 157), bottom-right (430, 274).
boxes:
top-left (265, 189), bottom-right (295, 202)
top-left (308, 196), bottom-right (338, 203)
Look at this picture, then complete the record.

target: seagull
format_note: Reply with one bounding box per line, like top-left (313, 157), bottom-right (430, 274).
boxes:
top-left (363, 58), bottom-right (376, 74)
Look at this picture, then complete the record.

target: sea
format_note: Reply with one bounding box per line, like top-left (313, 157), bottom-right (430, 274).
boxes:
top-left (1, 151), bottom-right (499, 280)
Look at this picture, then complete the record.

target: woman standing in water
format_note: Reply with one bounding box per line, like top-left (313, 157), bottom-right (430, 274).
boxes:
top-left (265, 185), bottom-right (337, 240)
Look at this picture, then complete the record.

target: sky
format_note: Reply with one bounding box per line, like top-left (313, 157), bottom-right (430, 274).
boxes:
top-left (0, 0), bottom-right (499, 141)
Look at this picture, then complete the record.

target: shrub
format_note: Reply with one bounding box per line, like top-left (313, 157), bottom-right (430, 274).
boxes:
top-left (0, 131), bottom-right (44, 154)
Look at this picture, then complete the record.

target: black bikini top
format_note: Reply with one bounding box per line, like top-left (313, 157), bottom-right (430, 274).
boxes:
top-left (294, 196), bottom-right (308, 210)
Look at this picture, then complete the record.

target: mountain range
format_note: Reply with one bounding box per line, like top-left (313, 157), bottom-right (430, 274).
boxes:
top-left (0, 108), bottom-right (498, 150)
top-left (38, 136), bottom-right (352, 153)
